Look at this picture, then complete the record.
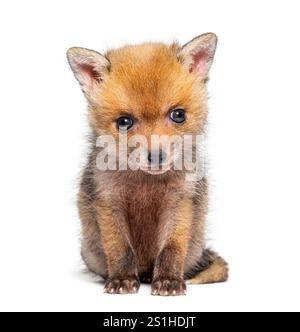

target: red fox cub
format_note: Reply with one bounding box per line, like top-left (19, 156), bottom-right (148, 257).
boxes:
top-left (67, 33), bottom-right (228, 296)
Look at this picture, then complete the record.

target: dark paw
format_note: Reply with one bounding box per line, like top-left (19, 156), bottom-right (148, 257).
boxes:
top-left (151, 279), bottom-right (187, 296)
top-left (104, 277), bottom-right (140, 294)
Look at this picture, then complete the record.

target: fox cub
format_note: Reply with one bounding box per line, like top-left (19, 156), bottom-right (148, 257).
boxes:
top-left (67, 33), bottom-right (228, 296)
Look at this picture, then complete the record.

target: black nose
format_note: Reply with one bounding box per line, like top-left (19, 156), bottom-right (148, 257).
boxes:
top-left (148, 150), bottom-right (167, 165)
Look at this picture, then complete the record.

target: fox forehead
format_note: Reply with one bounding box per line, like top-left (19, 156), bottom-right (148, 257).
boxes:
top-left (97, 43), bottom-right (201, 119)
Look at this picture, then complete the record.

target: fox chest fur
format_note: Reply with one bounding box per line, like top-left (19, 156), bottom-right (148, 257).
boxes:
top-left (97, 171), bottom-right (189, 275)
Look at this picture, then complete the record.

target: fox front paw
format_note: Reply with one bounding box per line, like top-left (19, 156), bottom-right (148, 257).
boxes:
top-left (151, 279), bottom-right (187, 296)
top-left (104, 277), bottom-right (140, 294)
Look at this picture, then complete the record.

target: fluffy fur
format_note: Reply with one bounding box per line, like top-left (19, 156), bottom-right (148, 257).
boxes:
top-left (67, 33), bottom-right (228, 296)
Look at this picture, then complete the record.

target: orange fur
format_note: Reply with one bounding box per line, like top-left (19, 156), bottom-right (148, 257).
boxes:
top-left (90, 43), bottom-right (208, 139)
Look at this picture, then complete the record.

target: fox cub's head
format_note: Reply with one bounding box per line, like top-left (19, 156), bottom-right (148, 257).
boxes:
top-left (67, 33), bottom-right (217, 174)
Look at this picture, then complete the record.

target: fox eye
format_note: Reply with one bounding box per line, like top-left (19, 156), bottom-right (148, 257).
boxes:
top-left (117, 116), bottom-right (134, 131)
top-left (170, 108), bottom-right (186, 124)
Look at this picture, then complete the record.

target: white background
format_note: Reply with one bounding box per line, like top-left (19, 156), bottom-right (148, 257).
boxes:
top-left (0, 0), bottom-right (299, 312)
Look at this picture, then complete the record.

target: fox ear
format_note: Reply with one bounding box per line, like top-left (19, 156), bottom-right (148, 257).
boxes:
top-left (67, 47), bottom-right (110, 96)
top-left (178, 33), bottom-right (217, 80)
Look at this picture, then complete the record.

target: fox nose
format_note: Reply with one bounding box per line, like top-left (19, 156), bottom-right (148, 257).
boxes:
top-left (148, 150), bottom-right (167, 165)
